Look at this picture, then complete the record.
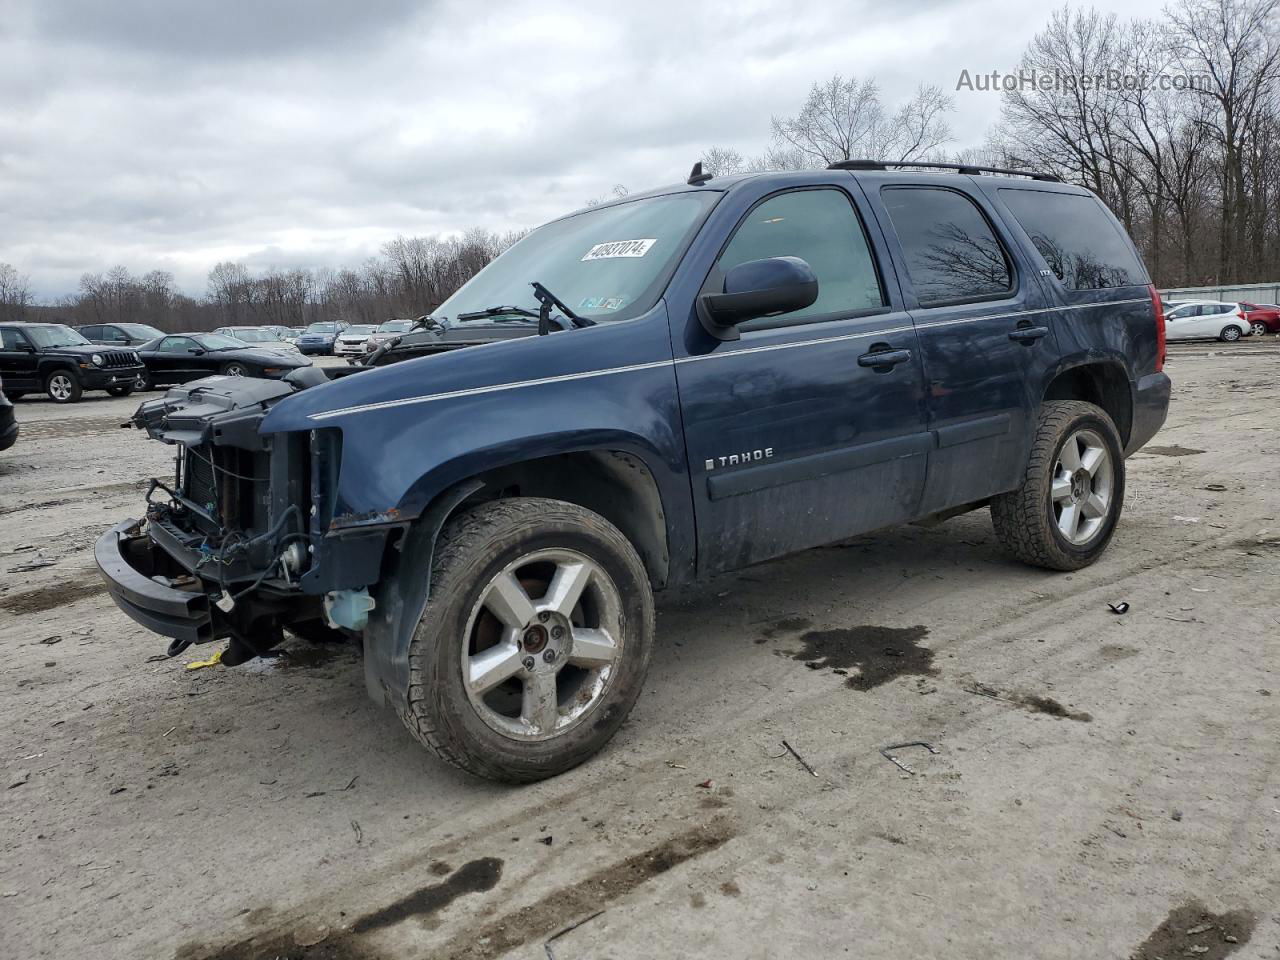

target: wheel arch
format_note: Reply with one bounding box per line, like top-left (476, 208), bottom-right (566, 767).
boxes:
top-left (360, 444), bottom-right (677, 712)
top-left (1040, 359), bottom-right (1133, 448)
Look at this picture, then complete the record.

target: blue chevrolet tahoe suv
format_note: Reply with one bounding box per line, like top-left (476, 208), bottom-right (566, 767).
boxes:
top-left (96, 161), bottom-right (1171, 782)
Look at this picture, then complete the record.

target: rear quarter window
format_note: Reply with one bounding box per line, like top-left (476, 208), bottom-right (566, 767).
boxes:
top-left (998, 189), bottom-right (1148, 290)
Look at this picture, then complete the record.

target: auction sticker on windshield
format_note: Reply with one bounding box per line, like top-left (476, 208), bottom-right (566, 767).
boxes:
top-left (581, 238), bottom-right (656, 261)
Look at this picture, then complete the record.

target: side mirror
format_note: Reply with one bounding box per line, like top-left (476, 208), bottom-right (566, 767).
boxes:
top-left (698, 256), bottom-right (819, 340)
top-left (190, 347), bottom-right (206, 356)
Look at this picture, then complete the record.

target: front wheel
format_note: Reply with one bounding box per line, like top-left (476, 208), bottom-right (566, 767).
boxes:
top-left (133, 371), bottom-right (152, 391)
top-left (1221, 325), bottom-right (1243, 342)
top-left (400, 497), bottom-right (655, 782)
top-left (44, 370), bottom-right (82, 404)
top-left (220, 362), bottom-right (249, 377)
top-left (991, 401), bottom-right (1125, 571)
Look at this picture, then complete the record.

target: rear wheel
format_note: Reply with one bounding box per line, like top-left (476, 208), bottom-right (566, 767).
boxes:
top-left (1221, 325), bottom-right (1243, 342)
top-left (44, 370), bottom-right (82, 404)
top-left (991, 401), bottom-right (1125, 571)
top-left (400, 497), bottom-right (654, 782)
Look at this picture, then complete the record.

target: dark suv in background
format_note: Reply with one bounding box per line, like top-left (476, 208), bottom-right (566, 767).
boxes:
top-left (1, 322), bottom-right (146, 403)
top-left (98, 160), bottom-right (1169, 782)
top-left (76, 322), bottom-right (164, 347)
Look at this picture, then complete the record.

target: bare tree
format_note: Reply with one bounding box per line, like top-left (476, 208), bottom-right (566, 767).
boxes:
top-left (771, 75), bottom-right (954, 166)
top-left (0, 262), bottom-right (31, 321)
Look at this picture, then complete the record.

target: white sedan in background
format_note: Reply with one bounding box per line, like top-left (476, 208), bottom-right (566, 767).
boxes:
top-left (333, 324), bottom-right (377, 357)
top-left (1163, 301), bottom-right (1253, 342)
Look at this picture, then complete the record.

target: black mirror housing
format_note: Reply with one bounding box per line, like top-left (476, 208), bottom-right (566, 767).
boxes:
top-left (697, 256), bottom-right (819, 340)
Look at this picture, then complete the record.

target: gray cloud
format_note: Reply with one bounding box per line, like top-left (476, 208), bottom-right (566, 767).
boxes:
top-left (1, 0), bottom-right (1168, 301)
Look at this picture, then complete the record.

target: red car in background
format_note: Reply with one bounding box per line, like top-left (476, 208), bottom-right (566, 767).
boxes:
top-left (1240, 302), bottom-right (1280, 336)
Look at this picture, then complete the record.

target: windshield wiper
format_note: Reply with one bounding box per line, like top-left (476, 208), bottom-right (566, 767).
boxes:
top-left (530, 282), bottom-right (595, 335)
top-left (454, 306), bottom-right (537, 322)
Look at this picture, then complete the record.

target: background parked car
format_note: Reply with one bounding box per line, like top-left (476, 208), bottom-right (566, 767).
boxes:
top-left (296, 321), bottom-right (347, 355)
top-left (364, 318), bottom-right (416, 351)
top-left (1239, 302), bottom-right (1280, 336)
top-left (0, 322), bottom-right (145, 403)
top-left (76, 322), bottom-right (164, 346)
top-left (0, 375), bottom-right (16, 451)
top-left (1164, 301), bottom-right (1252, 342)
top-left (134, 332), bottom-right (311, 389)
top-left (334, 324), bottom-right (376, 357)
top-left (211, 326), bottom-right (302, 355)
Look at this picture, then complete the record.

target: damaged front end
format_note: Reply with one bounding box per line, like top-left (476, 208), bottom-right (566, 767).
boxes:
top-left (95, 374), bottom-right (373, 664)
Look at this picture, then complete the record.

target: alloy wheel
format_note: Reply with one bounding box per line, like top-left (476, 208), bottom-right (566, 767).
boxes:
top-left (1050, 427), bottom-right (1114, 545)
top-left (1252, 321), bottom-right (1267, 337)
top-left (461, 548), bottom-right (623, 742)
top-left (48, 374), bottom-right (73, 401)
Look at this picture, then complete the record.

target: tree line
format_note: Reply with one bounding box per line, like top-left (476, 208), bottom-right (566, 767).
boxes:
top-left (1, 0), bottom-right (1276, 331)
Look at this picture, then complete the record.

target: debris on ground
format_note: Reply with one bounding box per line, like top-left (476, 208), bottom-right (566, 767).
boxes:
top-left (544, 910), bottom-right (605, 960)
top-left (781, 739), bottom-right (819, 777)
top-left (7, 558), bottom-right (57, 573)
top-left (879, 741), bottom-right (939, 776)
top-left (1108, 602), bottom-right (1130, 615)
top-left (696, 779), bottom-right (713, 789)
top-left (185, 649), bottom-right (223, 671)
top-left (9, 771), bottom-right (30, 789)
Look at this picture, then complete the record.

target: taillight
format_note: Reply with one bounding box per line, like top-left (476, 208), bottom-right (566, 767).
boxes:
top-left (1148, 284), bottom-right (1166, 372)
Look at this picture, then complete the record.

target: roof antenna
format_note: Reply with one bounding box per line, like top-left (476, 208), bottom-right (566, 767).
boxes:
top-left (687, 161), bottom-right (712, 186)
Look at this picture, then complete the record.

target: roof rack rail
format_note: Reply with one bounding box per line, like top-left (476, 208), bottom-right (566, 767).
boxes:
top-left (827, 158), bottom-right (1060, 182)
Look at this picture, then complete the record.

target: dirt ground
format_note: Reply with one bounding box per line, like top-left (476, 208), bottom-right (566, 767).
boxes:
top-left (2, 344), bottom-right (1278, 960)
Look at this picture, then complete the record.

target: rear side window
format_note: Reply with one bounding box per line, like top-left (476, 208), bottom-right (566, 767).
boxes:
top-left (999, 189), bottom-right (1147, 290)
top-left (716, 188), bottom-right (885, 323)
top-left (1, 328), bottom-right (30, 350)
top-left (880, 187), bottom-right (1013, 306)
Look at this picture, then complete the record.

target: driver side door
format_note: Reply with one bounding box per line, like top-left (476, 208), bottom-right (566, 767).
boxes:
top-left (674, 185), bottom-right (929, 573)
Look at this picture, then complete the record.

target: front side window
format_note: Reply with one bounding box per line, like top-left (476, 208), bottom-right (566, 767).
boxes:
top-left (438, 191), bottom-right (718, 324)
top-left (158, 336), bottom-right (193, 353)
top-left (1, 328), bottom-right (32, 350)
top-left (102, 327), bottom-right (129, 342)
top-left (998, 189), bottom-right (1147, 290)
top-left (881, 187), bottom-right (1013, 306)
top-left (714, 188), bottom-right (885, 323)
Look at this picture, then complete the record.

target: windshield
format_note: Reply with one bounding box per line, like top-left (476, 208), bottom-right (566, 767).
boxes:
top-left (193, 334), bottom-right (246, 350)
top-left (377, 320), bottom-right (413, 333)
top-left (343, 325), bottom-right (376, 335)
top-left (27, 325), bottom-right (91, 348)
top-left (118, 323), bottom-right (163, 339)
top-left (436, 192), bottom-right (718, 323)
top-left (306, 323), bottom-right (339, 333)
top-left (228, 328), bottom-right (273, 342)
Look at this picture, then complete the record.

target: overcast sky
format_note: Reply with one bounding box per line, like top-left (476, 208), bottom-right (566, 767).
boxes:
top-left (1, 0), bottom-right (1168, 301)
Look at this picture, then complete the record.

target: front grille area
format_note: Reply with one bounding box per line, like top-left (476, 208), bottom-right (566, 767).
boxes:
top-left (102, 351), bottom-right (137, 368)
top-left (181, 443), bottom-right (271, 537)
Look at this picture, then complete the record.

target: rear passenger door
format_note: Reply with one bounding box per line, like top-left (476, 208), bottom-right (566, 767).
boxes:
top-left (0, 327), bottom-right (39, 389)
top-left (675, 184), bottom-right (930, 573)
top-left (862, 177), bottom-right (1057, 512)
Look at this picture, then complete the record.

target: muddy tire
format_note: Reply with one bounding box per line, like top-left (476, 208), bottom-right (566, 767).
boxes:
top-left (991, 400), bottom-right (1125, 571)
top-left (44, 369), bottom-right (82, 404)
top-left (400, 497), bottom-right (654, 783)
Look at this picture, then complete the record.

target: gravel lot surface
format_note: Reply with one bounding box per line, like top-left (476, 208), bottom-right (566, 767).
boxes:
top-left (2, 345), bottom-right (1277, 959)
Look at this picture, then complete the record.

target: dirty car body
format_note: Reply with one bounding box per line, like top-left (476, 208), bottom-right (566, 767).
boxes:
top-left (97, 162), bottom-right (1171, 781)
